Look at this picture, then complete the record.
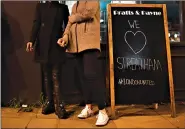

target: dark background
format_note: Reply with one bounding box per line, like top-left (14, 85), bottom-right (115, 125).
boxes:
top-left (111, 7), bottom-right (170, 104)
top-left (1, 1), bottom-right (42, 104)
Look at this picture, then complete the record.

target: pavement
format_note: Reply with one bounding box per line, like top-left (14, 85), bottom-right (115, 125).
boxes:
top-left (1, 103), bottom-right (185, 128)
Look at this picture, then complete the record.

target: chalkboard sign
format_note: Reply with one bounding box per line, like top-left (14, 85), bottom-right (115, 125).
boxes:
top-left (107, 4), bottom-right (176, 118)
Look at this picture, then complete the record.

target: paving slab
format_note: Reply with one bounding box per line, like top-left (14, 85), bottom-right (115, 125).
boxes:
top-left (160, 113), bottom-right (185, 128)
top-left (2, 118), bottom-right (31, 128)
top-left (1, 104), bottom-right (184, 128)
top-left (18, 108), bottom-right (39, 118)
top-left (114, 115), bottom-right (176, 128)
top-left (154, 103), bottom-right (185, 128)
top-left (1, 108), bottom-right (20, 118)
top-left (58, 119), bottom-right (93, 128)
top-left (27, 118), bottom-right (58, 128)
top-left (58, 119), bottom-right (116, 128)
top-left (36, 108), bottom-right (58, 119)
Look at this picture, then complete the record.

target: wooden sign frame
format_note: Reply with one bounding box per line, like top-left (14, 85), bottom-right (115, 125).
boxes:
top-left (107, 4), bottom-right (176, 118)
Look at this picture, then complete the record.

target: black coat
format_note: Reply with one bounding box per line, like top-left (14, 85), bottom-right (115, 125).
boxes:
top-left (29, 2), bottom-right (69, 64)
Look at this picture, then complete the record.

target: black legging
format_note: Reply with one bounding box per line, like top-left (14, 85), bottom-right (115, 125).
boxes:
top-left (75, 49), bottom-right (106, 110)
top-left (42, 63), bottom-right (62, 104)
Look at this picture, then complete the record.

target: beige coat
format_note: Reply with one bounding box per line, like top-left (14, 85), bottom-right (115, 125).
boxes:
top-left (63, 1), bottom-right (100, 53)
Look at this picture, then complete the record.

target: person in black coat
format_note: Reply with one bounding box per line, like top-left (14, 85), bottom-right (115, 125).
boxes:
top-left (26, 1), bottom-right (69, 119)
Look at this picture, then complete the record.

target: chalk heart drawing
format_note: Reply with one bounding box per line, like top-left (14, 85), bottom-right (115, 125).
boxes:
top-left (124, 31), bottom-right (147, 54)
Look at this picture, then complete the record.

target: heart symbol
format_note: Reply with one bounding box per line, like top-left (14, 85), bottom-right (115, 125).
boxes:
top-left (124, 31), bottom-right (147, 54)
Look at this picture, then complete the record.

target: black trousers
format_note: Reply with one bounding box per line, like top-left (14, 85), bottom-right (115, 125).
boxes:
top-left (41, 63), bottom-right (63, 104)
top-left (75, 49), bottom-right (106, 110)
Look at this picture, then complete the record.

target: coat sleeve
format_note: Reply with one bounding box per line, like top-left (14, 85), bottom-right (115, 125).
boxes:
top-left (29, 3), bottom-right (41, 44)
top-left (69, 1), bottom-right (99, 23)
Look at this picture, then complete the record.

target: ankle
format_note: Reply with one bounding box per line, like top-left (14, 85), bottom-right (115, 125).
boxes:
top-left (99, 108), bottom-right (107, 114)
top-left (86, 104), bottom-right (92, 110)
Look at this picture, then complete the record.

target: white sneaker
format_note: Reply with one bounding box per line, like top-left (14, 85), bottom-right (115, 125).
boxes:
top-left (77, 105), bottom-right (93, 119)
top-left (95, 109), bottom-right (109, 126)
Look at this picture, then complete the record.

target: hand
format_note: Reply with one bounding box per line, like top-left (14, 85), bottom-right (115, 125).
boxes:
top-left (68, 15), bottom-right (76, 24)
top-left (26, 42), bottom-right (33, 52)
top-left (57, 34), bottom-right (68, 47)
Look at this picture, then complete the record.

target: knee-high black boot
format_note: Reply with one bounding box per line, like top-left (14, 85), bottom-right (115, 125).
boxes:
top-left (52, 65), bottom-right (68, 119)
top-left (42, 64), bottom-right (55, 114)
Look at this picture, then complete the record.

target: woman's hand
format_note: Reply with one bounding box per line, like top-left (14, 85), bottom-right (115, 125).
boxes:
top-left (68, 15), bottom-right (76, 24)
top-left (57, 34), bottom-right (68, 47)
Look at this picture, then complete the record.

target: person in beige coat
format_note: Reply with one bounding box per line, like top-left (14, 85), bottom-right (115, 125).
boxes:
top-left (57, 1), bottom-right (109, 126)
